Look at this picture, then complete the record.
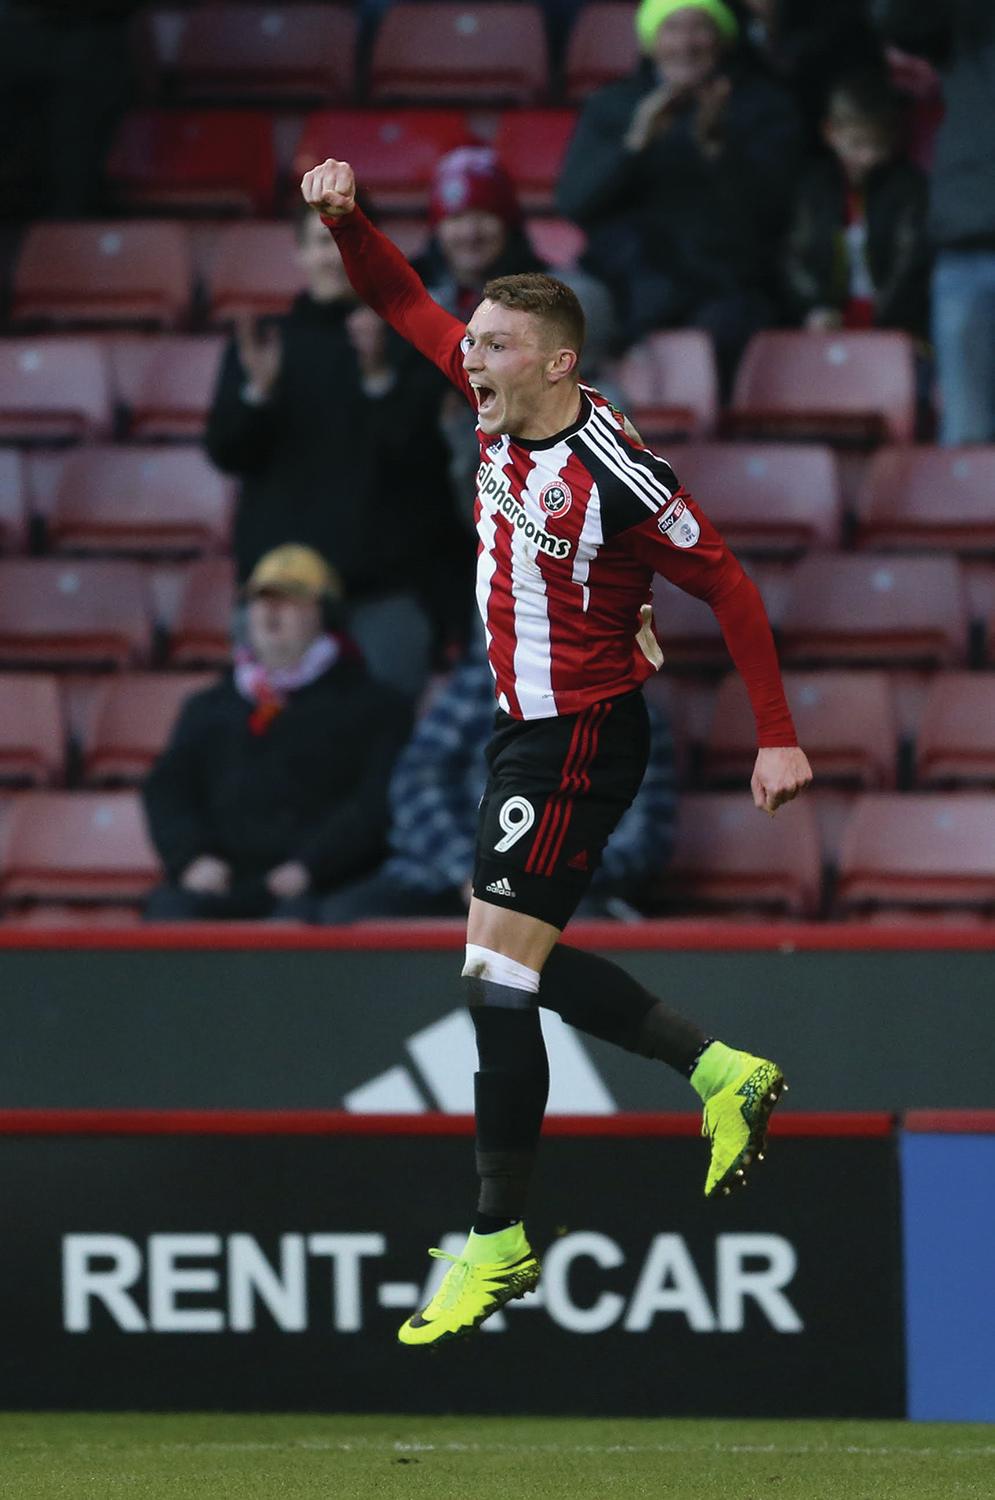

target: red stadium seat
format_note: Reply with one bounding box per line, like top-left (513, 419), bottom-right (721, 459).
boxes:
top-left (525, 218), bottom-right (586, 269)
top-left (779, 554), bottom-right (967, 666)
top-left (657, 792), bottom-right (822, 915)
top-left (856, 445), bottom-right (995, 553)
top-left (613, 331), bottom-right (719, 440)
top-left (0, 675), bottom-right (65, 786)
top-left (49, 446), bottom-right (233, 557)
top-left (208, 222), bottom-right (304, 322)
top-left (836, 792), bottom-right (995, 912)
top-left (730, 331), bottom-right (917, 443)
top-left (174, 4), bottom-right (356, 104)
top-left (673, 443), bottom-right (842, 554)
top-left (0, 559), bottom-right (151, 669)
top-left (108, 335), bottom-right (225, 440)
top-left (81, 672), bottom-right (215, 785)
top-left (168, 557), bottom-right (236, 667)
top-left (494, 110), bottom-right (577, 211)
top-left (1, 902), bottom-right (143, 927)
top-left (0, 450), bottom-right (28, 553)
top-left (704, 671), bottom-right (898, 788)
top-left (916, 674), bottom-right (995, 786)
top-left (294, 110), bottom-right (471, 213)
top-left (0, 790), bottom-right (160, 904)
top-left (651, 561), bottom-right (789, 668)
top-left (106, 110), bottom-right (276, 215)
top-left (369, 3), bottom-right (548, 105)
top-left (10, 222), bottom-right (192, 329)
top-left (0, 338), bottom-right (112, 443)
top-left (564, 3), bottom-right (639, 102)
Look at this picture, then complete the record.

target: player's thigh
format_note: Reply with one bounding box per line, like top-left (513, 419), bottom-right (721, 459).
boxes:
top-left (465, 896), bottom-right (561, 970)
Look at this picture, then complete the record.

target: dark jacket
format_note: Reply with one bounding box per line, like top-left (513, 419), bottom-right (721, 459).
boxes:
top-left (556, 60), bottom-right (803, 303)
top-left (872, 0), bottom-right (995, 249)
top-left (204, 292), bottom-right (455, 591)
top-left (143, 657), bottom-right (412, 889)
top-left (784, 155), bottom-right (931, 335)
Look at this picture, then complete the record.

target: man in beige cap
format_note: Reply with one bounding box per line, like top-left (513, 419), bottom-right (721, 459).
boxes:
top-left (143, 544), bottom-right (411, 922)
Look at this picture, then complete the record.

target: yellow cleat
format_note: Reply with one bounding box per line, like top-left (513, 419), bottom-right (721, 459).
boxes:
top-left (701, 1054), bottom-right (787, 1198)
top-left (398, 1245), bottom-right (541, 1347)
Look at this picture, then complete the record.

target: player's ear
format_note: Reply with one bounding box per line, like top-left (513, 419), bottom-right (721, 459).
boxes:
top-left (546, 347), bottom-right (578, 384)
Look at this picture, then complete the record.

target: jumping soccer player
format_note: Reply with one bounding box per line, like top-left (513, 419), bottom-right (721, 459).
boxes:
top-left (301, 158), bottom-right (813, 1348)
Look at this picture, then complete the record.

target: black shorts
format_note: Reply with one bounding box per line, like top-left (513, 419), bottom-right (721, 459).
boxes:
top-left (473, 689), bottom-right (651, 929)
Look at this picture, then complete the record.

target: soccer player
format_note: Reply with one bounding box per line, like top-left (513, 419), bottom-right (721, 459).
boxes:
top-left (301, 158), bottom-right (814, 1348)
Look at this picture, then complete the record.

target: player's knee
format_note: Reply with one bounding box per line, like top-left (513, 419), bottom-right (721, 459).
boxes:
top-left (462, 943), bottom-right (540, 1008)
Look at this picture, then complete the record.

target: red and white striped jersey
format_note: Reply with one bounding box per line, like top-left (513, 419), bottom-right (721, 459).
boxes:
top-left (326, 209), bottom-right (796, 744)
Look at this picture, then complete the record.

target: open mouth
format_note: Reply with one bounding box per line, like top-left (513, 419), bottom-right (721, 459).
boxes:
top-left (473, 384), bottom-right (498, 417)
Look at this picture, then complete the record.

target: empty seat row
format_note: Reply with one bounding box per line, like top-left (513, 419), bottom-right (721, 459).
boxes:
top-left (2, 789), bottom-right (993, 920)
top-left (4, 669), bottom-right (994, 795)
top-left (138, 4), bottom-right (637, 108)
top-left (0, 329), bottom-right (933, 448)
top-left (8, 205), bottom-right (583, 331)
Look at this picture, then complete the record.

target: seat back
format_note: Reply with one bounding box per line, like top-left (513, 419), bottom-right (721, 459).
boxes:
top-left (175, 4), bottom-right (357, 104)
top-left (837, 792), bottom-right (995, 910)
top-left (11, 222), bottom-right (192, 329)
top-left (208, 222), bottom-right (304, 322)
top-left (109, 334), bottom-right (226, 439)
top-left (705, 671), bottom-right (898, 788)
top-left (50, 445), bottom-right (233, 556)
top-left (493, 110), bottom-right (577, 211)
top-left (564, 3), bottom-right (639, 102)
top-left (0, 450), bottom-right (28, 553)
top-left (0, 339), bottom-right (112, 442)
top-left (168, 557), bottom-right (237, 667)
top-left (730, 331), bottom-right (917, 443)
top-left (82, 672), bottom-right (215, 784)
top-left (106, 110), bottom-right (276, 215)
top-left (857, 445), bottom-right (995, 552)
top-left (294, 109), bottom-right (471, 211)
top-left (658, 793), bottom-right (823, 915)
top-left (1, 790), bottom-right (160, 902)
top-left (613, 331), bottom-right (719, 440)
top-left (916, 674), bottom-right (995, 786)
top-left (0, 675), bottom-right (65, 785)
top-left (369, 3), bottom-right (548, 104)
top-left (673, 443), bottom-right (842, 554)
top-left (780, 554), bottom-right (967, 666)
top-left (0, 559), bottom-right (151, 668)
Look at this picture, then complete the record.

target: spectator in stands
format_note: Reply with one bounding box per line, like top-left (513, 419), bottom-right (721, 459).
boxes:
top-left (556, 0), bottom-right (803, 386)
top-left (784, 69), bottom-right (930, 338)
top-left (416, 146), bottom-right (620, 508)
top-left (320, 633), bottom-right (677, 923)
top-left (0, 1), bottom-right (138, 217)
top-left (142, 545), bottom-right (411, 923)
top-left (205, 204), bottom-right (468, 699)
top-left (873, 0), bottom-right (995, 444)
top-left (734, 1), bottom-right (884, 137)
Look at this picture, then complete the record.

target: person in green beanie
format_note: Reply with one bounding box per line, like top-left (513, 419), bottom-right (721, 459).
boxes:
top-left (557, 0), bottom-right (803, 386)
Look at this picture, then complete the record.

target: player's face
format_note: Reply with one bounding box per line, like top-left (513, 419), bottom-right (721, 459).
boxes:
top-left (436, 210), bottom-right (509, 284)
top-left (296, 211), bottom-right (353, 303)
top-left (651, 9), bottom-right (723, 90)
top-left (247, 592), bottom-right (323, 669)
top-left (462, 300), bottom-right (560, 436)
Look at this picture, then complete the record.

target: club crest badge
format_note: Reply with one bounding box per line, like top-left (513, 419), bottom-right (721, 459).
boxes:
top-left (539, 480), bottom-right (572, 518)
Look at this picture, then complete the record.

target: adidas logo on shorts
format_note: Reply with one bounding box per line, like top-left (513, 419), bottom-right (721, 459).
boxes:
top-left (485, 877), bottom-right (516, 898)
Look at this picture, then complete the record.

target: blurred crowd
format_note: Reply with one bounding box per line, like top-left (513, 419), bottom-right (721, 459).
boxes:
top-left (0, 0), bottom-right (992, 923)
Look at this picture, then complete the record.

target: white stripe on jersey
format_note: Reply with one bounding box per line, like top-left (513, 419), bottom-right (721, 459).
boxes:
top-left (508, 448), bottom-right (561, 717)
top-left (571, 477), bottom-right (604, 614)
top-left (474, 443), bottom-right (507, 712)
top-left (579, 408), bottom-right (674, 514)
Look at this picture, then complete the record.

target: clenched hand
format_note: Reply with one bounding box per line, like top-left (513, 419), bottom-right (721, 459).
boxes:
top-left (301, 158), bottom-right (356, 219)
top-left (751, 747), bottom-right (813, 815)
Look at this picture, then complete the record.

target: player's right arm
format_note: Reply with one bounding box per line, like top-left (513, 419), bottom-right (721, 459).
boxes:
top-left (301, 158), bottom-right (472, 401)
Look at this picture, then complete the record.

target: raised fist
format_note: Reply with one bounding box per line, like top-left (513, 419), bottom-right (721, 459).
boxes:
top-left (301, 158), bottom-right (356, 219)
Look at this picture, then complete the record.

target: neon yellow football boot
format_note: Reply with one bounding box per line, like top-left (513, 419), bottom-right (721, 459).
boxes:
top-left (398, 1241), bottom-right (541, 1347)
top-left (699, 1049), bottom-right (787, 1198)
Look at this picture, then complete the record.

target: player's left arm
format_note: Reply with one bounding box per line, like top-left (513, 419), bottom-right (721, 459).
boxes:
top-left (611, 458), bottom-right (812, 813)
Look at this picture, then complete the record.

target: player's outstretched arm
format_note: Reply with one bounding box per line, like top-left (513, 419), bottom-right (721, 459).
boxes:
top-left (301, 158), bottom-right (470, 397)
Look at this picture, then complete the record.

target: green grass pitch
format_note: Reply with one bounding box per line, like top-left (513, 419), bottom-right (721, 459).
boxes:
top-left (0, 1414), bottom-right (991, 1500)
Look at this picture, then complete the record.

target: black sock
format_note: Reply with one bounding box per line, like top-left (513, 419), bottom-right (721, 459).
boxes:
top-left (472, 1211), bottom-right (522, 1235)
top-left (539, 944), bottom-right (707, 1076)
top-left (470, 1004), bottom-right (549, 1221)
